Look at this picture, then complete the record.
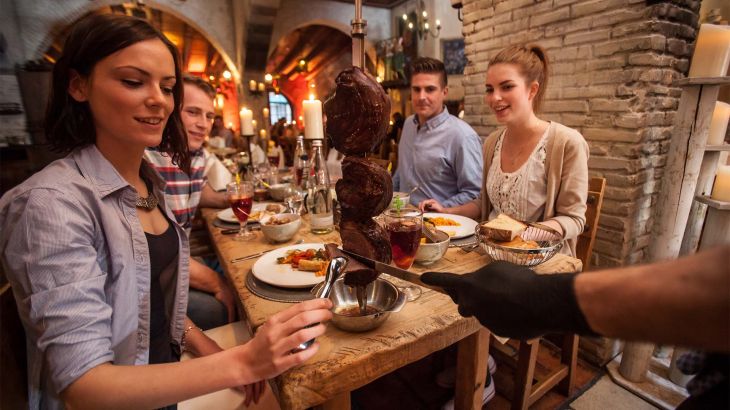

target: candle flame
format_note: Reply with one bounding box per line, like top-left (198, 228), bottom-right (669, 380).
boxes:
top-left (309, 93), bottom-right (315, 101)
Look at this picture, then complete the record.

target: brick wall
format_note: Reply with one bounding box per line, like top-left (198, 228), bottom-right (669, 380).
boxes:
top-left (461, 0), bottom-right (700, 268)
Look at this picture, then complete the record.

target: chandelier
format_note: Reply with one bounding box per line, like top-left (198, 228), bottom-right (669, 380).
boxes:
top-left (401, 0), bottom-right (440, 39)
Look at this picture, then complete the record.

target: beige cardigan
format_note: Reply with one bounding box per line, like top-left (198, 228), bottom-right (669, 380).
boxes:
top-left (470, 122), bottom-right (589, 257)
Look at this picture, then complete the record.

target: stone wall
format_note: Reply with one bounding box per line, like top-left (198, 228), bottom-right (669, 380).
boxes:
top-left (461, 0), bottom-right (701, 268)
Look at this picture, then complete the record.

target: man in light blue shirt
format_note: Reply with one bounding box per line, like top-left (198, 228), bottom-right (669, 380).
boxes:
top-left (393, 57), bottom-right (483, 208)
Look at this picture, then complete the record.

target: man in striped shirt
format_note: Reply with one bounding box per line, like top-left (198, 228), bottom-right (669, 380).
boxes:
top-left (145, 75), bottom-right (235, 330)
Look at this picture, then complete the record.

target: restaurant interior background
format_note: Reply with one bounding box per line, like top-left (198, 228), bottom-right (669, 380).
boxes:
top-left (0, 0), bottom-right (728, 383)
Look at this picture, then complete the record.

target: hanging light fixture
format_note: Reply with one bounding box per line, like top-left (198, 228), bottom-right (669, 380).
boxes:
top-left (402, 0), bottom-right (440, 39)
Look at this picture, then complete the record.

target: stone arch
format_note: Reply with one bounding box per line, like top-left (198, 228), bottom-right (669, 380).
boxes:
top-left (269, 19), bottom-right (377, 68)
top-left (27, 0), bottom-right (239, 81)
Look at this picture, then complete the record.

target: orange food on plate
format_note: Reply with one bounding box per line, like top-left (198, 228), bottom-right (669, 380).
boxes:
top-left (276, 248), bottom-right (329, 276)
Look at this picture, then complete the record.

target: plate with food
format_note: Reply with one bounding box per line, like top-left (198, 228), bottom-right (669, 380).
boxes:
top-left (251, 243), bottom-right (329, 288)
top-left (216, 203), bottom-right (285, 224)
top-left (423, 213), bottom-right (479, 239)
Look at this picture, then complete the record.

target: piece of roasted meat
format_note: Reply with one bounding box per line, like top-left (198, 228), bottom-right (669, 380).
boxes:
top-left (324, 66), bottom-right (390, 155)
top-left (339, 218), bottom-right (392, 264)
top-left (325, 243), bottom-right (380, 288)
top-left (335, 157), bottom-right (393, 221)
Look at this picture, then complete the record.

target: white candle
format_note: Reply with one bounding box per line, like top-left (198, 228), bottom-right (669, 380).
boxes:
top-left (258, 82), bottom-right (265, 92)
top-left (688, 24), bottom-right (730, 78)
top-left (303, 96), bottom-right (324, 139)
top-left (708, 101), bottom-right (730, 145)
top-left (711, 165), bottom-right (730, 202)
top-left (248, 80), bottom-right (257, 92)
top-left (263, 107), bottom-right (270, 118)
top-left (239, 108), bottom-right (253, 135)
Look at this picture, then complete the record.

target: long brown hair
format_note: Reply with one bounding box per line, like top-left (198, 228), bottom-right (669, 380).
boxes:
top-left (45, 13), bottom-right (190, 172)
top-left (489, 44), bottom-right (549, 112)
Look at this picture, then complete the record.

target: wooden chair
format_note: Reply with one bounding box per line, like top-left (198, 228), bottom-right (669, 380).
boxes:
top-left (490, 177), bottom-right (606, 409)
top-left (576, 177), bottom-right (606, 271)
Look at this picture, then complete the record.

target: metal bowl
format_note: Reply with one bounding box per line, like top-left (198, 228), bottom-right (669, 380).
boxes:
top-left (475, 222), bottom-right (563, 266)
top-left (329, 277), bottom-right (407, 332)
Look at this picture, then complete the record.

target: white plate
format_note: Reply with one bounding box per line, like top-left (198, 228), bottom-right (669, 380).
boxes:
top-left (251, 243), bottom-right (327, 288)
top-left (216, 203), bottom-right (284, 224)
top-left (423, 213), bottom-right (479, 239)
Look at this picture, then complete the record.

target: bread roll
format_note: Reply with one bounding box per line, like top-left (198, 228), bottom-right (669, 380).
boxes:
top-left (480, 213), bottom-right (527, 241)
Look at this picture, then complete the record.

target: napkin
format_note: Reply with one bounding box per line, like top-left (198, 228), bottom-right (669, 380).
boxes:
top-left (205, 152), bottom-right (233, 191)
top-left (178, 321), bottom-right (280, 409)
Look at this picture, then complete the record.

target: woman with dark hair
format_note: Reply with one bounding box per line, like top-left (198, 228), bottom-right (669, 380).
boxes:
top-left (0, 13), bottom-right (331, 409)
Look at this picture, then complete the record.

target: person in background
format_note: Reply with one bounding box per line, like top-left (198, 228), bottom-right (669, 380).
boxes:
top-left (420, 44), bottom-right (588, 258)
top-left (392, 57), bottom-right (483, 207)
top-left (144, 74), bottom-right (236, 330)
top-left (0, 14), bottom-right (332, 409)
top-left (422, 245), bottom-right (730, 409)
top-left (210, 115), bottom-right (235, 147)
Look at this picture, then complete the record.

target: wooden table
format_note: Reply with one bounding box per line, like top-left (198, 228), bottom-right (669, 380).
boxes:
top-left (201, 208), bottom-right (582, 409)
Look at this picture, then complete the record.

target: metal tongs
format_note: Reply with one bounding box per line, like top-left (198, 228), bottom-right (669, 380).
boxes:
top-left (291, 257), bottom-right (347, 353)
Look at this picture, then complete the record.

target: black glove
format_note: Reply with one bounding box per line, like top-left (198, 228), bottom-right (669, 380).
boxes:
top-left (421, 261), bottom-right (596, 339)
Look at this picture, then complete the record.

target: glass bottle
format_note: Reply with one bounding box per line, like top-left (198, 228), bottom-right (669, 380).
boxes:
top-left (292, 136), bottom-right (308, 189)
top-left (305, 139), bottom-right (334, 234)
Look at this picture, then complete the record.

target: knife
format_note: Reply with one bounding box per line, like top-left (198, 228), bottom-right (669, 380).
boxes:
top-left (339, 249), bottom-right (444, 294)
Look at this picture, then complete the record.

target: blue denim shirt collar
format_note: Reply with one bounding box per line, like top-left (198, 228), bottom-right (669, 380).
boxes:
top-left (73, 144), bottom-right (167, 198)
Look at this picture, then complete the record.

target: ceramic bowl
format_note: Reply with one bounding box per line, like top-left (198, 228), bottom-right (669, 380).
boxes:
top-left (268, 183), bottom-right (293, 201)
top-left (329, 277), bottom-right (407, 332)
top-left (259, 213), bottom-right (301, 242)
top-left (414, 229), bottom-right (450, 265)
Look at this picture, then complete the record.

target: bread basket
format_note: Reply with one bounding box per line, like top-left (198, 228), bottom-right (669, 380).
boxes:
top-left (475, 222), bottom-right (563, 266)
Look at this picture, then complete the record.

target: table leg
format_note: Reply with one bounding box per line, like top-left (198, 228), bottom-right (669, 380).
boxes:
top-left (315, 391), bottom-right (350, 410)
top-left (454, 327), bottom-right (490, 410)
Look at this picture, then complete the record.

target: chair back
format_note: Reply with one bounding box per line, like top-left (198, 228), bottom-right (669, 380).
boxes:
top-left (576, 177), bottom-right (606, 271)
top-left (1, 277), bottom-right (28, 409)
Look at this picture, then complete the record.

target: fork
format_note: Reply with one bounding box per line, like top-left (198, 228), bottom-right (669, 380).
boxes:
top-left (230, 238), bottom-right (304, 263)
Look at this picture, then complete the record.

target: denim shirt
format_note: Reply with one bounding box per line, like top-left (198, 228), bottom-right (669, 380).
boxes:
top-left (0, 145), bottom-right (190, 409)
top-left (392, 108), bottom-right (483, 207)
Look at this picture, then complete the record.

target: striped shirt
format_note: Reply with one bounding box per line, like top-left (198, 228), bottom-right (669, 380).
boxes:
top-left (144, 149), bottom-right (207, 231)
top-left (0, 145), bottom-right (190, 409)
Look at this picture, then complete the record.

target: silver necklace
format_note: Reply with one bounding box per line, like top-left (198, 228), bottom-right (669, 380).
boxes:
top-left (135, 193), bottom-right (158, 210)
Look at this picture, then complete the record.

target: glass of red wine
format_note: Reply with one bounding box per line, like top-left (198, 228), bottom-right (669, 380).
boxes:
top-left (226, 181), bottom-right (255, 241)
top-left (383, 207), bottom-right (423, 301)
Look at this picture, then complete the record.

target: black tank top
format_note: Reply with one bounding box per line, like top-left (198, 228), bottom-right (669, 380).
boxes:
top-left (145, 221), bottom-right (179, 365)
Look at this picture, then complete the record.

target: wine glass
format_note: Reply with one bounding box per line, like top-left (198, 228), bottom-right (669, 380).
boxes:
top-left (383, 207), bottom-right (423, 301)
top-left (226, 181), bottom-right (255, 241)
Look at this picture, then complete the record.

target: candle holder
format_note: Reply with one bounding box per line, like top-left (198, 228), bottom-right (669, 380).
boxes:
top-left (240, 133), bottom-right (255, 173)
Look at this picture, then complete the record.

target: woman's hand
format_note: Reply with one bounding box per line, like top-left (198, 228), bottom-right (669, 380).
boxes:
top-left (419, 199), bottom-right (444, 213)
top-left (235, 298), bottom-right (333, 382)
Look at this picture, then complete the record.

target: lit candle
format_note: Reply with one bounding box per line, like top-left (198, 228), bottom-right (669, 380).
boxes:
top-left (708, 102), bottom-right (730, 145)
top-left (258, 82), bottom-right (265, 92)
top-left (263, 107), bottom-right (269, 118)
top-left (239, 108), bottom-right (253, 135)
top-left (252, 119), bottom-right (257, 129)
top-left (711, 165), bottom-right (730, 202)
top-left (302, 95), bottom-right (324, 139)
top-left (248, 80), bottom-right (257, 92)
top-left (260, 129), bottom-right (267, 139)
top-left (688, 24), bottom-right (730, 78)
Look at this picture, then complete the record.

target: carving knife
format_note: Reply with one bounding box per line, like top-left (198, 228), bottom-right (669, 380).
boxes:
top-left (339, 249), bottom-right (445, 294)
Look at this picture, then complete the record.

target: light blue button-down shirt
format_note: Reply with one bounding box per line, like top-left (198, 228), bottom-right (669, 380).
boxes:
top-left (393, 108), bottom-right (483, 207)
top-left (0, 145), bottom-right (190, 409)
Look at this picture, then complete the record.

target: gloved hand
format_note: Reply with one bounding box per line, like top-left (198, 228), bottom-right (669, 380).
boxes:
top-left (421, 261), bottom-right (596, 339)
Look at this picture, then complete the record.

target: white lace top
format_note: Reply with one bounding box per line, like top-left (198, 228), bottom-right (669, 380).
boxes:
top-left (486, 125), bottom-right (550, 222)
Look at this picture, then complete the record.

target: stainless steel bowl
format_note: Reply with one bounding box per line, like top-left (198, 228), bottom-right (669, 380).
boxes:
top-left (329, 277), bottom-right (407, 332)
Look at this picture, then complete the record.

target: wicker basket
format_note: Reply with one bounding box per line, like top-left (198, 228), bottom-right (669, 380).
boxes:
top-left (475, 222), bottom-right (563, 266)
